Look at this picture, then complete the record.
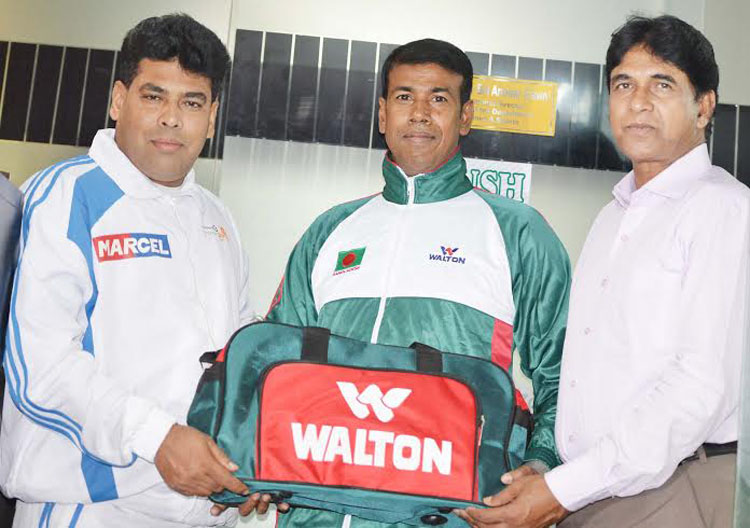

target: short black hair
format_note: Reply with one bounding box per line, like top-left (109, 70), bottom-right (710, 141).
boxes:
top-left (118, 14), bottom-right (231, 101)
top-left (606, 15), bottom-right (718, 137)
top-left (381, 39), bottom-right (473, 106)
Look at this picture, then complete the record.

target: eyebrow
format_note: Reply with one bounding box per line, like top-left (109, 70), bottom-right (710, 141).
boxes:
top-left (184, 92), bottom-right (208, 103)
top-left (391, 86), bottom-right (452, 94)
top-left (610, 72), bottom-right (678, 84)
top-left (139, 83), bottom-right (208, 103)
top-left (140, 83), bottom-right (165, 93)
top-left (651, 73), bottom-right (677, 84)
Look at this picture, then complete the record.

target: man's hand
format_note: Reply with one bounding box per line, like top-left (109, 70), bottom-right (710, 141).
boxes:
top-left (500, 464), bottom-right (539, 485)
top-left (210, 495), bottom-right (290, 517)
top-left (155, 424), bottom-right (249, 497)
top-left (456, 467), bottom-right (567, 528)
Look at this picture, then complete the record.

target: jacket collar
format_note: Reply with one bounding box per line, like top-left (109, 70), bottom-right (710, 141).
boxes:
top-left (382, 147), bottom-right (472, 205)
top-left (88, 129), bottom-right (198, 199)
top-left (613, 143), bottom-right (711, 207)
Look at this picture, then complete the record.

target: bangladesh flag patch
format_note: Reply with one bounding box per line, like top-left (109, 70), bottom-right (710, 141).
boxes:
top-left (334, 247), bottom-right (366, 275)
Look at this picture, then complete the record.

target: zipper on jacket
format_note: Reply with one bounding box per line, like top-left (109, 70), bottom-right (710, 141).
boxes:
top-left (406, 175), bottom-right (415, 205)
top-left (370, 171), bottom-right (418, 343)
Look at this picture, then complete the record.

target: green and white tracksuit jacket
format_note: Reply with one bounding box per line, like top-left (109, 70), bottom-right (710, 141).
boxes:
top-left (266, 150), bottom-right (571, 527)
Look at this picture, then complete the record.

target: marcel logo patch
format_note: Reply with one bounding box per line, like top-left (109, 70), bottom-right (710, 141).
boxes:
top-left (333, 247), bottom-right (366, 276)
top-left (428, 246), bottom-right (466, 264)
top-left (93, 233), bottom-right (172, 262)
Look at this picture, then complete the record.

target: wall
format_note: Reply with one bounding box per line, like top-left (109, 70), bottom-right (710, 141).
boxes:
top-left (704, 0), bottom-right (750, 106)
top-left (0, 0), bottom-right (232, 49)
top-left (230, 0), bottom-right (703, 65)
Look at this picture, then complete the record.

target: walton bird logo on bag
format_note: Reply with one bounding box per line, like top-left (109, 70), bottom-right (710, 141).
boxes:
top-left (92, 233), bottom-right (172, 262)
top-left (259, 364), bottom-right (479, 500)
top-left (337, 382), bottom-right (411, 422)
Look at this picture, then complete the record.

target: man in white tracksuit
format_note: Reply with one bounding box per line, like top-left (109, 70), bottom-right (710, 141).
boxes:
top-left (0, 14), bottom-right (265, 527)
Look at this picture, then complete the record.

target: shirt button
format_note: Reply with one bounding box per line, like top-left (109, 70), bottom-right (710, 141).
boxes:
top-left (568, 434), bottom-right (575, 442)
top-left (570, 379), bottom-right (577, 388)
top-left (620, 234), bottom-right (629, 242)
top-left (601, 278), bottom-right (609, 288)
top-left (583, 327), bottom-right (591, 335)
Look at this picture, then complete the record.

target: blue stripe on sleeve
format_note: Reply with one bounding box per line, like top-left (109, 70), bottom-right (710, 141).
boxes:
top-left (68, 504), bottom-right (84, 527)
top-left (38, 503), bottom-right (53, 528)
top-left (5, 158), bottom-right (97, 442)
top-left (5, 158), bottom-right (133, 492)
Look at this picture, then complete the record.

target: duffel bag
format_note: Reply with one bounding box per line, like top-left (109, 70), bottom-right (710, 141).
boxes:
top-left (187, 321), bottom-right (531, 526)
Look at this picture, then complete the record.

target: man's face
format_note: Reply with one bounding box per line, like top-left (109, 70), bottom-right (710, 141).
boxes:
top-left (609, 45), bottom-right (714, 169)
top-left (378, 63), bottom-right (473, 176)
top-left (109, 58), bottom-right (217, 187)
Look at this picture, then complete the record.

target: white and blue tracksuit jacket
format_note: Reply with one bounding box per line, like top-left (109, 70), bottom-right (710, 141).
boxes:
top-left (0, 129), bottom-right (251, 525)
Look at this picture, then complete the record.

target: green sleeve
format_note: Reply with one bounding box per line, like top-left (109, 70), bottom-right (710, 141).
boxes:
top-left (265, 196), bottom-right (375, 326)
top-left (512, 209), bottom-right (571, 470)
top-left (265, 233), bottom-right (319, 326)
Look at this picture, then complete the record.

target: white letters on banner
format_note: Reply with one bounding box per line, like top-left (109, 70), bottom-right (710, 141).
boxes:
top-left (465, 158), bottom-right (532, 204)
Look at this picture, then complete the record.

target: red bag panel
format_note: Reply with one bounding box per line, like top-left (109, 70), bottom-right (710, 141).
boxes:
top-left (258, 363), bottom-right (479, 500)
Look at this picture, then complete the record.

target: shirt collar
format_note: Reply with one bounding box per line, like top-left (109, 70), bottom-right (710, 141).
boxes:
top-left (381, 147), bottom-right (473, 205)
top-left (612, 143), bottom-right (711, 207)
top-left (88, 129), bottom-right (197, 199)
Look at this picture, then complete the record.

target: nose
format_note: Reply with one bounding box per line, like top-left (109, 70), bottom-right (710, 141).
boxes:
top-left (629, 85), bottom-right (653, 112)
top-left (159, 102), bottom-right (182, 129)
top-left (409, 98), bottom-right (431, 123)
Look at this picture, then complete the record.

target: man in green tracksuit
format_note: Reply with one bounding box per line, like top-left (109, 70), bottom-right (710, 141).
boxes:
top-left (266, 38), bottom-right (571, 528)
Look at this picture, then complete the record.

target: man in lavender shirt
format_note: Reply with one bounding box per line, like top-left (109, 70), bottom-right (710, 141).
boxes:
top-left (460, 15), bottom-right (748, 528)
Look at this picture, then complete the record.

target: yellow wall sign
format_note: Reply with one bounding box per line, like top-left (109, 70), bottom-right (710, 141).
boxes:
top-left (471, 75), bottom-right (558, 136)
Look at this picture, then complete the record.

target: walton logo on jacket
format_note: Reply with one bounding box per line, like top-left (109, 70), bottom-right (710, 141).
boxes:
top-left (429, 246), bottom-right (466, 264)
top-left (93, 233), bottom-right (172, 262)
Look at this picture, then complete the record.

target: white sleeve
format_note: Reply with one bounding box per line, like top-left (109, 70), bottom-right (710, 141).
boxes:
top-left (237, 247), bottom-right (256, 326)
top-left (226, 210), bottom-right (256, 326)
top-left (545, 190), bottom-right (750, 511)
top-left (5, 184), bottom-right (175, 466)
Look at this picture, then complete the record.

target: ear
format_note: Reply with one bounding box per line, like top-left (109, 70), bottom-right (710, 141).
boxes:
top-left (109, 80), bottom-right (127, 122)
top-left (459, 99), bottom-right (474, 136)
top-left (696, 90), bottom-right (716, 131)
top-left (378, 97), bottom-right (387, 135)
top-left (207, 100), bottom-right (219, 139)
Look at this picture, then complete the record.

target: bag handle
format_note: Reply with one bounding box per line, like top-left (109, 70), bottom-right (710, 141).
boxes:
top-left (410, 342), bottom-right (443, 373)
top-left (199, 351), bottom-right (219, 367)
top-left (301, 326), bottom-right (331, 363)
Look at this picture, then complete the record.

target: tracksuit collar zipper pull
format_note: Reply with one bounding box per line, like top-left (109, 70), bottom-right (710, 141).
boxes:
top-left (381, 148), bottom-right (473, 205)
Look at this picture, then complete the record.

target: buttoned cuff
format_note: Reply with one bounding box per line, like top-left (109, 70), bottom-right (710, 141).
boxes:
top-left (544, 447), bottom-right (613, 512)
